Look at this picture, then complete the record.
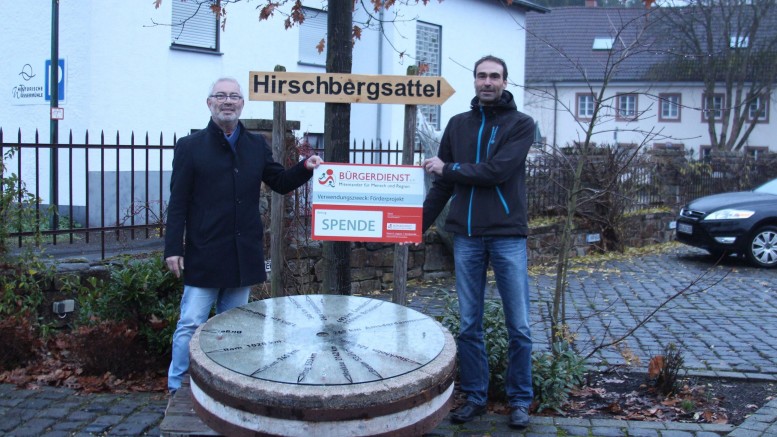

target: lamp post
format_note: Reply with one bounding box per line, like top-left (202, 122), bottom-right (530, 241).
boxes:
top-left (50, 0), bottom-right (59, 234)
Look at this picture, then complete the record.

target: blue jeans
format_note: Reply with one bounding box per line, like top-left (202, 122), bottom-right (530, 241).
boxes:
top-left (167, 285), bottom-right (251, 392)
top-left (453, 234), bottom-right (533, 408)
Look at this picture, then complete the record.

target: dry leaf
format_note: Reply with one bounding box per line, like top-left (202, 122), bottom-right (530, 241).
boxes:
top-left (648, 355), bottom-right (664, 379)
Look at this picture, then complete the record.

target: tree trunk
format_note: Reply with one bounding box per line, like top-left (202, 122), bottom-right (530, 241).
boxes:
top-left (321, 1), bottom-right (353, 295)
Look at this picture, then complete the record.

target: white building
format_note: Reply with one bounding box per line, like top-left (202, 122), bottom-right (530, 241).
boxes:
top-left (1, 0), bottom-right (546, 218)
top-left (524, 6), bottom-right (777, 160)
top-left (3, 0), bottom-right (547, 147)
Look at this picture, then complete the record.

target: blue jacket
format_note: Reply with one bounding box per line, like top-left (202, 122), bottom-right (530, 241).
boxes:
top-left (164, 119), bottom-right (312, 287)
top-left (422, 91), bottom-right (535, 237)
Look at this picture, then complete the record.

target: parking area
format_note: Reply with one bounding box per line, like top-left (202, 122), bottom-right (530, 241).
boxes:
top-left (530, 245), bottom-right (777, 375)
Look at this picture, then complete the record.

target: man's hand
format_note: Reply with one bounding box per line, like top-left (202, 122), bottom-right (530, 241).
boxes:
top-left (305, 155), bottom-right (324, 170)
top-left (166, 256), bottom-right (184, 278)
top-left (422, 157), bottom-right (444, 176)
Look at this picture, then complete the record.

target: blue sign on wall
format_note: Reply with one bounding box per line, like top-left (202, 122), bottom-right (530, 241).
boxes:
top-left (45, 59), bottom-right (65, 102)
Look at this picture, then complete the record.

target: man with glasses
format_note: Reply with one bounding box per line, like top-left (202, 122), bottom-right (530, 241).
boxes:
top-left (164, 77), bottom-right (322, 394)
top-left (421, 56), bottom-right (535, 429)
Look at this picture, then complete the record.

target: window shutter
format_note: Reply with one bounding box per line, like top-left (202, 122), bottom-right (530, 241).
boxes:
top-left (416, 21), bottom-right (442, 129)
top-left (171, 1), bottom-right (218, 50)
top-left (299, 8), bottom-right (327, 65)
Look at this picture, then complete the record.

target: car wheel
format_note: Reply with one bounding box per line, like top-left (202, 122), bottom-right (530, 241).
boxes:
top-left (745, 225), bottom-right (777, 268)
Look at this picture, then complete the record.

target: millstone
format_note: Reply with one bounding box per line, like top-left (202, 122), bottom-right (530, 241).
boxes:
top-left (189, 294), bottom-right (456, 437)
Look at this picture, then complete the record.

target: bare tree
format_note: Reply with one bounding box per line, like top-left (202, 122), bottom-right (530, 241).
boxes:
top-left (524, 6), bottom-right (677, 345)
top-left (321, 1), bottom-right (353, 294)
top-left (652, 1), bottom-right (777, 152)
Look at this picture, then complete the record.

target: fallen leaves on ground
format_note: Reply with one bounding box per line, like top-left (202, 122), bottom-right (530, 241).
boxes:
top-left (0, 334), bottom-right (167, 394)
top-left (535, 370), bottom-right (777, 426)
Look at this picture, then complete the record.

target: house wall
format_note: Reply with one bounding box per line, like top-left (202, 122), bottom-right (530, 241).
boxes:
top-left (525, 82), bottom-right (777, 158)
top-left (2, 0), bottom-right (530, 205)
top-left (2, 0), bottom-right (528, 147)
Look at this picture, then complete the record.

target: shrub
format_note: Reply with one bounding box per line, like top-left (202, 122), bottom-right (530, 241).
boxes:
top-left (532, 341), bottom-right (587, 413)
top-left (0, 250), bottom-right (54, 319)
top-left (0, 313), bottom-right (40, 370)
top-left (67, 320), bottom-right (148, 377)
top-left (1, 151), bottom-right (55, 324)
top-left (68, 254), bottom-right (182, 358)
top-left (648, 342), bottom-right (685, 396)
top-left (439, 290), bottom-right (509, 400)
top-left (437, 289), bottom-right (587, 409)
top-left (1, 148), bottom-right (46, 256)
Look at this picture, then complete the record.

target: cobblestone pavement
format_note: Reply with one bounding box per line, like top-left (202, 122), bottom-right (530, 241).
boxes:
top-left (1, 245), bottom-right (776, 436)
top-left (532, 246), bottom-right (777, 376)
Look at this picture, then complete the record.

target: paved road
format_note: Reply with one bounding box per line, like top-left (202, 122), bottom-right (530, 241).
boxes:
top-left (532, 246), bottom-right (777, 376)
top-left (1, 245), bottom-right (776, 436)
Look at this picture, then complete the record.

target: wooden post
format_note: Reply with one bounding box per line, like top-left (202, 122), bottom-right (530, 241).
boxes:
top-left (270, 65), bottom-right (287, 297)
top-left (392, 66), bottom-right (419, 305)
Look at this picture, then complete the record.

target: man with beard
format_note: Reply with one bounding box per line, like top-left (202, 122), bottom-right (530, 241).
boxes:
top-left (421, 56), bottom-right (535, 429)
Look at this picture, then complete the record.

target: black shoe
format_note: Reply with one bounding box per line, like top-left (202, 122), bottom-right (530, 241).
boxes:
top-left (509, 406), bottom-right (529, 429)
top-left (450, 401), bottom-right (487, 424)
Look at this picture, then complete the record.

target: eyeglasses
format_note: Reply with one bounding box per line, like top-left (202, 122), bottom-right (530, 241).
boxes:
top-left (209, 93), bottom-right (243, 102)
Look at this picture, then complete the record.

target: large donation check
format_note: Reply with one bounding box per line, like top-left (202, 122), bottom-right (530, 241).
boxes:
top-left (311, 163), bottom-right (424, 243)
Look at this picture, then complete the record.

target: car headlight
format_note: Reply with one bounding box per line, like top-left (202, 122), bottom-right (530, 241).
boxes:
top-left (703, 209), bottom-right (755, 220)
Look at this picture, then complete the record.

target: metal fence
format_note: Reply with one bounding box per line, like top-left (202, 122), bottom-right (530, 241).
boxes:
top-left (1, 128), bottom-right (174, 257)
top-left (3, 128), bottom-right (777, 259)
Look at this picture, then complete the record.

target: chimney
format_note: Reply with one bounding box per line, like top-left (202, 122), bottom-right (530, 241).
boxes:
top-left (586, 0), bottom-right (597, 7)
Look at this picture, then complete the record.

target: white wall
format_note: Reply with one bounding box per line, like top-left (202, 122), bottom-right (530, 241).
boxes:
top-left (2, 1), bottom-right (530, 142)
top-left (1, 0), bottom-right (531, 206)
top-left (525, 82), bottom-right (777, 158)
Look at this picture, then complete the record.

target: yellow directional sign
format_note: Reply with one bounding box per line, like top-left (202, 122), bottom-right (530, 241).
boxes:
top-left (248, 71), bottom-right (455, 105)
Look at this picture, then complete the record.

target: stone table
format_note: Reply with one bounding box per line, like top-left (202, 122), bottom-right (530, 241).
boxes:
top-left (188, 294), bottom-right (456, 437)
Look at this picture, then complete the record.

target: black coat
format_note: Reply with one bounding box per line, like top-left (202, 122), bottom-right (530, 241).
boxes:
top-left (164, 119), bottom-right (312, 288)
top-left (422, 91), bottom-right (535, 237)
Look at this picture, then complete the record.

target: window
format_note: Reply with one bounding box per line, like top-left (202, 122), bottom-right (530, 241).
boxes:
top-left (533, 121), bottom-right (543, 148)
top-left (171, 0), bottom-right (219, 51)
top-left (653, 142), bottom-right (684, 152)
top-left (658, 93), bottom-right (681, 122)
top-left (702, 93), bottom-right (724, 122)
top-left (617, 142), bottom-right (639, 151)
top-left (576, 93), bottom-right (595, 120)
top-left (745, 146), bottom-right (768, 159)
top-left (730, 35), bottom-right (749, 48)
top-left (592, 37), bottom-right (614, 50)
top-left (616, 94), bottom-right (637, 120)
top-left (700, 146), bottom-right (713, 160)
top-left (748, 95), bottom-right (769, 122)
top-left (303, 132), bottom-right (324, 154)
top-left (416, 21), bottom-right (442, 130)
top-left (299, 8), bottom-right (327, 66)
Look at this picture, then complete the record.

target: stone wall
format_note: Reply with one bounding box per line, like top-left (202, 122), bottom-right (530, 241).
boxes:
top-left (527, 211), bottom-right (676, 266)
top-left (270, 211), bottom-right (676, 294)
top-left (40, 212), bottom-right (676, 300)
top-left (271, 230), bottom-right (454, 295)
